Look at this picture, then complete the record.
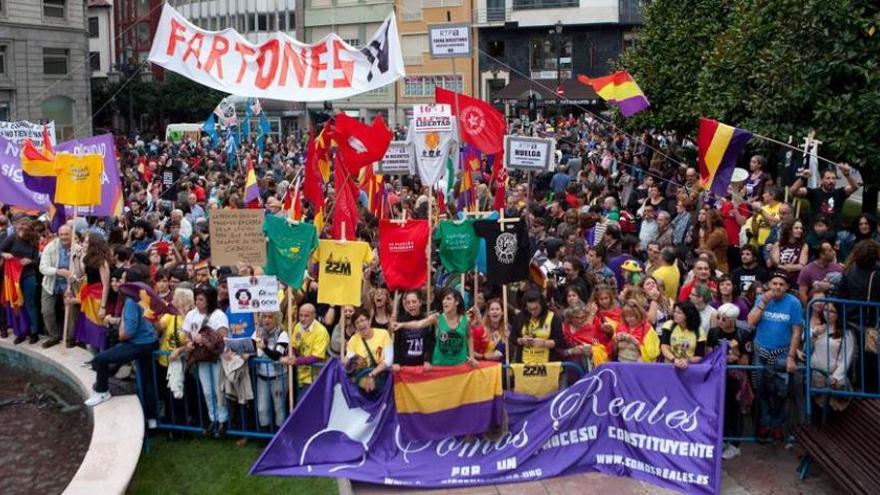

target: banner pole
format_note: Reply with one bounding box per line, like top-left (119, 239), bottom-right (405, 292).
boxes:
top-left (502, 284), bottom-right (510, 367)
top-left (427, 185), bottom-right (434, 306)
top-left (287, 287), bottom-right (295, 411)
top-left (62, 208), bottom-right (78, 349)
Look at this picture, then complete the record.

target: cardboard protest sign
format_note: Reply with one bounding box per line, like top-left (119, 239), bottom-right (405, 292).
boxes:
top-left (208, 209), bottom-right (267, 267)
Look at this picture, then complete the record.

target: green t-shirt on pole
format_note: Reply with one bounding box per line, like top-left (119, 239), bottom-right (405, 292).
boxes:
top-left (263, 215), bottom-right (318, 289)
top-left (431, 314), bottom-right (470, 366)
top-left (433, 219), bottom-right (479, 274)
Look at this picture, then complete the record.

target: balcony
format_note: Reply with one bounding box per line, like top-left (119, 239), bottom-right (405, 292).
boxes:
top-left (619, 0), bottom-right (646, 25)
top-left (512, 0), bottom-right (579, 11)
top-left (473, 8), bottom-right (510, 25)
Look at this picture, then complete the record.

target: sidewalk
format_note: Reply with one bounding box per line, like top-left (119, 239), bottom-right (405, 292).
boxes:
top-left (345, 444), bottom-right (837, 495)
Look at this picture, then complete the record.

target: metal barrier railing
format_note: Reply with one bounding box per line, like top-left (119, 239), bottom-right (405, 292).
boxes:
top-left (805, 297), bottom-right (880, 418)
top-left (132, 351), bottom-right (810, 445)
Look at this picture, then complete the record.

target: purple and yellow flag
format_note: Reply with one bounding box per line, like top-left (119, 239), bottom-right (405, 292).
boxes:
top-left (119, 282), bottom-right (177, 321)
top-left (697, 118), bottom-right (753, 196)
top-left (577, 71), bottom-right (650, 117)
top-left (393, 361), bottom-right (503, 442)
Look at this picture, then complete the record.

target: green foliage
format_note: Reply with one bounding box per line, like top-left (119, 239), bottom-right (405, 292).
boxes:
top-left (128, 436), bottom-right (338, 495)
top-left (621, 0), bottom-right (880, 173)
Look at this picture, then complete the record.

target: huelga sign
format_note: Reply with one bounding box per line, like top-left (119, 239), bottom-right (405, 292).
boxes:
top-left (251, 345), bottom-right (727, 494)
top-left (148, 3), bottom-right (405, 102)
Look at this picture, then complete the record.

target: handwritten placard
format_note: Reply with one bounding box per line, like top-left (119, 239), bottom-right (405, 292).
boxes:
top-left (208, 209), bottom-right (267, 267)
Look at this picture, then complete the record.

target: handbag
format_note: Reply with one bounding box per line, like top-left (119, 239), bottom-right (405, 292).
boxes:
top-left (866, 270), bottom-right (878, 354)
top-left (185, 314), bottom-right (224, 370)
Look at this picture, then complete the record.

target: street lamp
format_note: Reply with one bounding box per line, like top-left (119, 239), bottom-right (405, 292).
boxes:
top-left (552, 21), bottom-right (564, 110)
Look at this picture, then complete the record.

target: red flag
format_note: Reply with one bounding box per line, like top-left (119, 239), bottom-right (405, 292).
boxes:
top-left (435, 87), bottom-right (507, 154)
top-left (378, 219), bottom-right (429, 291)
top-left (332, 113), bottom-right (392, 174)
top-left (332, 159), bottom-right (359, 241)
top-left (490, 149), bottom-right (506, 211)
top-left (304, 126), bottom-right (326, 232)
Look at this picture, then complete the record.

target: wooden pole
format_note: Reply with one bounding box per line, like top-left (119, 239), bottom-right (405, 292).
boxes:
top-left (62, 208), bottom-right (78, 348)
top-left (287, 287), bottom-right (295, 411)
top-left (502, 284), bottom-right (510, 367)
top-left (427, 185), bottom-right (434, 306)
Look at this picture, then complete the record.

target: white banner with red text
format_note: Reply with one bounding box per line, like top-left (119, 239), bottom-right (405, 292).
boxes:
top-left (148, 3), bottom-right (405, 102)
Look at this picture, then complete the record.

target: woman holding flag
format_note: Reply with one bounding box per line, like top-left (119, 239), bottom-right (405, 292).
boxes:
top-left (72, 233), bottom-right (112, 351)
top-left (1, 216), bottom-right (41, 344)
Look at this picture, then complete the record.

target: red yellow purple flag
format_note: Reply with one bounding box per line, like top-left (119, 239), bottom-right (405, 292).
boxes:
top-left (577, 71), bottom-right (650, 117)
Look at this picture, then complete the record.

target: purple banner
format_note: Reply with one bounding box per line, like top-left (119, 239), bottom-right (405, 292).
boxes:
top-left (251, 346), bottom-right (726, 494)
top-left (0, 133), bottom-right (122, 216)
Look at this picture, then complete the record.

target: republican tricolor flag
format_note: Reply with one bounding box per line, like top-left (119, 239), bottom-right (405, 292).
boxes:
top-left (577, 71), bottom-right (650, 117)
top-left (697, 118), bottom-right (753, 196)
top-left (393, 361), bottom-right (503, 442)
top-left (244, 153), bottom-right (261, 208)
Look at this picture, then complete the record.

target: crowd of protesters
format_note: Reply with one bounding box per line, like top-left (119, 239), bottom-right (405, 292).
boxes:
top-left (1, 113), bottom-right (878, 457)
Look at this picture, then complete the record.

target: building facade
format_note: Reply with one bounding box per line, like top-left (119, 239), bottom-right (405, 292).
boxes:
top-left (474, 0), bottom-right (643, 117)
top-left (0, 0), bottom-right (93, 139)
top-left (302, 0), bottom-right (395, 125)
top-left (88, 0), bottom-right (115, 79)
top-left (396, 0), bottom-right (476, 127)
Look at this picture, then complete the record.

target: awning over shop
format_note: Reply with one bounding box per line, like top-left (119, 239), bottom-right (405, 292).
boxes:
top-left (493, 78), bottom-right (599, 105)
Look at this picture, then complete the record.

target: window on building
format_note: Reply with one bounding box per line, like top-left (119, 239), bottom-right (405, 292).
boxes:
top-left (42, 95), bottom-right (74, 141)
top-left (88, 17), bottom-right (100, 38)
top-left (258, 14), bottom-right (268, 31)
top-left (512, 0), bottom-right (577, 10)
top-left (288, 12), bottom-right (295, 32)
top-left (89, 51), bottom-right (100, 71)
top-left (0, 101), bottom-right (9, 122)
top-left (43, 48), bottom-right (69, 75)
top-left (0, 45), bottom-right (6, 76)
top-left (136, 0), bottom-right (150, 17)
top-left (529, 37), bottom-right (572, 72)
top-left (137, 22), bottom-right (151, 46)
top-left (401, 0), bottom-right (422, 21)
top-left (403, 75), bottom-right (462, 97)
top-left (402, 34), bottom-right (427, 65)
top-left (248, 14), bottom-right (256, 32)
top-left (43, 0), bottom-right (65, 19)
top-left (487, 40), bottom-right (505, 59)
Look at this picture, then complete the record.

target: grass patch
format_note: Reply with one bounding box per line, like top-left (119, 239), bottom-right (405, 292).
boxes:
top-left (128, 435), bottom-right (338, 495)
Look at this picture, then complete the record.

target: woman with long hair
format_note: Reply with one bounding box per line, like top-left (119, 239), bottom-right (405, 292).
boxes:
top-left (1, 217), bottom-right (41, 343)
top-left (698, 207), bottom-right (730, 273)
top-left (182, 285), bottom-right (230, 438)
top-left (392, 290), bottom-right (433, 369)
top-left (73, 232), bottom-right (112, 351)
top-left (640, 276), bottom-right (673, 328)
top-left (471, 298), bottom-right (508, 362)
top-left (329, 305), bottom-right (356, 359)
top-left (853, 214), bottom-right (879, 243)
top-left (512, 290), bottom-right (563, 364)
top-left (770, 219), bottom-right (809, 286)
top-left (368, 287), bottom-right (392, 330)
top-left (392, 288), bottom-right (477, 369)
top-left (156, 287), bottom-right (194, 425)
top-left (809, 302), bottom-right (856, 414)
top-left (712, 275), bottom-right (750, 323)
top-left (659, 301), bottom-right (706, 369)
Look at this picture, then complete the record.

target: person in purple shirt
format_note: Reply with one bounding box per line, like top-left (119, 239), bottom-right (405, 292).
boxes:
top-left (797, 240), bottom-right (844, 305)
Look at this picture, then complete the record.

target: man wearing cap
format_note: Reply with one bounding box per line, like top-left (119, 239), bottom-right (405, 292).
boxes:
top-left (747, 271), bottom-right (803, 442)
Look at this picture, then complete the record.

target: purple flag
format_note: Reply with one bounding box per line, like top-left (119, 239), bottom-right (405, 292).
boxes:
top-left (251, 346), bottom-right (727, 494)
top-left (0, 133), bottom-right (122, 216)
